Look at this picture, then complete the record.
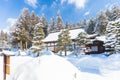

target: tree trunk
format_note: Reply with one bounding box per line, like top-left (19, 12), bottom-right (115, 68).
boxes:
top-left (26, 41), bottom-right (27, 50)
top-left (20, 40), bottom-right (23, 50)
top-left (65, 43), bottom-right (67, 56)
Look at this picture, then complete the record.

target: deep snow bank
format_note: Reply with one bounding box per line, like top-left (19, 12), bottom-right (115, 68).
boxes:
top-left (10, 54), bottom-right (81, 80)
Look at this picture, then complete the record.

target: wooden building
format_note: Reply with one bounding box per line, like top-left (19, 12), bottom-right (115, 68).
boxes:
top-left (43, 28), bottom-right (106, 54)
top-left (85, 40), bottom-right (105, 54)
top-left (43, 28), bottom-right (85, 52)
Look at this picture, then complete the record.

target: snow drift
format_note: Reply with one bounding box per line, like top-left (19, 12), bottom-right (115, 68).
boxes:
top-left (10, 53), bottom-right (81, 80)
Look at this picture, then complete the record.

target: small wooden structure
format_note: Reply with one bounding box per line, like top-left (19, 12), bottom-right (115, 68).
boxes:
top-left (85, 40), bottom-right (105, 54)
top-left (3, 53), bottom-right (10, 80)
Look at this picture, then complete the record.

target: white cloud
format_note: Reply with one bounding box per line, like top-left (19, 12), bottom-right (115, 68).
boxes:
top-left (61, 0), bottom-right (66, 4)
top-left (84, 11), bottom-right (90, 16)
top-left (51, 1), bottom-right (57, 8)
top-left (3, 18), bottom-right (17, 33)
top-left (25, 0), bottom-right (38, 8)
top-left (7, 18), bottom-right (17, 26)
top-left (41, 5), bottom-right (47, 11)
top-left (61, 0), bottom-right (88, 9)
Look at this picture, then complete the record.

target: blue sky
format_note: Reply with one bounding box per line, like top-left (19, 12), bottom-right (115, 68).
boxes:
top-left (0, 0), bottom-right (120, 31)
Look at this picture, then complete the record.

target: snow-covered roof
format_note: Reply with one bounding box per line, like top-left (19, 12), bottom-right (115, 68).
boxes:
top-left (87, 34), bottom-right (98, 39)
top-left (43, 29), bottom-right (85, 42)
top-left (96, 36), bottom-right (106, 42)
top-left (1, 50), bottom-right (16, 56)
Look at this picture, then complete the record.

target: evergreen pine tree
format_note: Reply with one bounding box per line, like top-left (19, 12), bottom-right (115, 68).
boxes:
top-left (86, 18), bottom-right (96, 34)
top-left (41, 14), bottom-right (48, 36)
top-left (14, 8), bottom-right (31, 50)
top-left (80, 19), bottom-right (88, 31)
top-left (32, 22), bottom-right (45, 55)
top-left (30, 11), bottom-right (40, 40)
top-left (56, 10), bottom-right (64, 30)
top-left (111, 3), bottom-right (120, 21)
top-left (65, 21), bottom-right (69, 29)
top-left (114, 21), bottom-right (120, 52)
top-left (76, 32), bottom-right (89, 46)
top-left (105, 22), bottom-right (116, 52)
top-left (76, 32), bottom-right (90, 55)
top-left (105, 9), bottom-right (112, 21)
top-left (105, 19), bottom-right (120, 52)
top-left (58, 29), bottom-right (72, 56)
top-left (95, 11), bottom-right (108, 35)
top-left (49, 18), bottom-right (55, 32)
top-left (10, 28), bottom-right (19, 46)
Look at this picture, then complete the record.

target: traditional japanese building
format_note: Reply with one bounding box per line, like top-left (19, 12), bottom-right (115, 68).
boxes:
top-left (43, 28), bottom-right (85, 52)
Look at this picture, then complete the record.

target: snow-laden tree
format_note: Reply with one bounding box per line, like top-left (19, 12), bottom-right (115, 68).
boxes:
top-left (76, 31), bottom-right (90, 55)
top-left (49, 18), bottom-right (55, 32)
top-left (10, 28), bottom-right (20, 46)
top-left (105, 19), bottom-right (120, 52)
top-left (76, 32), bottom-right (89, 47)
top-left (86, 18), bottom-right (96, 34)
top-left (11, 8), bottom-right (41, 49)
top-left (0, 30), bottom-right (8, 47)
top-left (41, 14), bottom-right (48, 36)
top-left (110, 3), bottom-right (120, 21)
top-left (106, 9), bottom-right (112, 21)
top-left (114, 20), bottom-right (120, 52)
top-left (105, 22), bottom-right (116, 51)
top-left (75, 22), bottom-right (81, 29)
top-left (69, 22), bottom-right (75, 29)
top-left (65, 21), bottom-right (69, 29)
top-left (18, 8), bottom-right (31, 31)
top-left (56, 10), bottom-right (64, 30)
top-left (95, 11), bottom-right (108, 35)
top-left (32, 22), bottom-right (45, 55)
top-left (30, 11), bottom-right (40, 40)
top-left (12, 8), bottom-right (31, 50)
top-left (58, 29), bottom-right (72, 56)
top-left (79, 19), bottom-right (89, 31)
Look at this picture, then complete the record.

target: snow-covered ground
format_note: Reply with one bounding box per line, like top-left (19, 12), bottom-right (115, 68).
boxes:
top-left (10, 54), bottom-right (81, 80)
top-left (0, 51), bottom-right (120, 80)
top-left (66, 53), bottom-right (120, 80)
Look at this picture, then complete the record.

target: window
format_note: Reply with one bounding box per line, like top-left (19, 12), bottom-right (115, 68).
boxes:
top-left (91, 46), bottom-right (98, 51)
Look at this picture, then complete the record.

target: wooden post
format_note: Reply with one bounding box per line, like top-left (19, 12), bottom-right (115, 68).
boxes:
top-left (54, 42), bottom-right (55, 52)
top-left (3, 54), bottom-right (6, 80)
top-left (74, 41), bottom-right (76, 49)
top-left (47, 43), bottom-right (48, 51)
